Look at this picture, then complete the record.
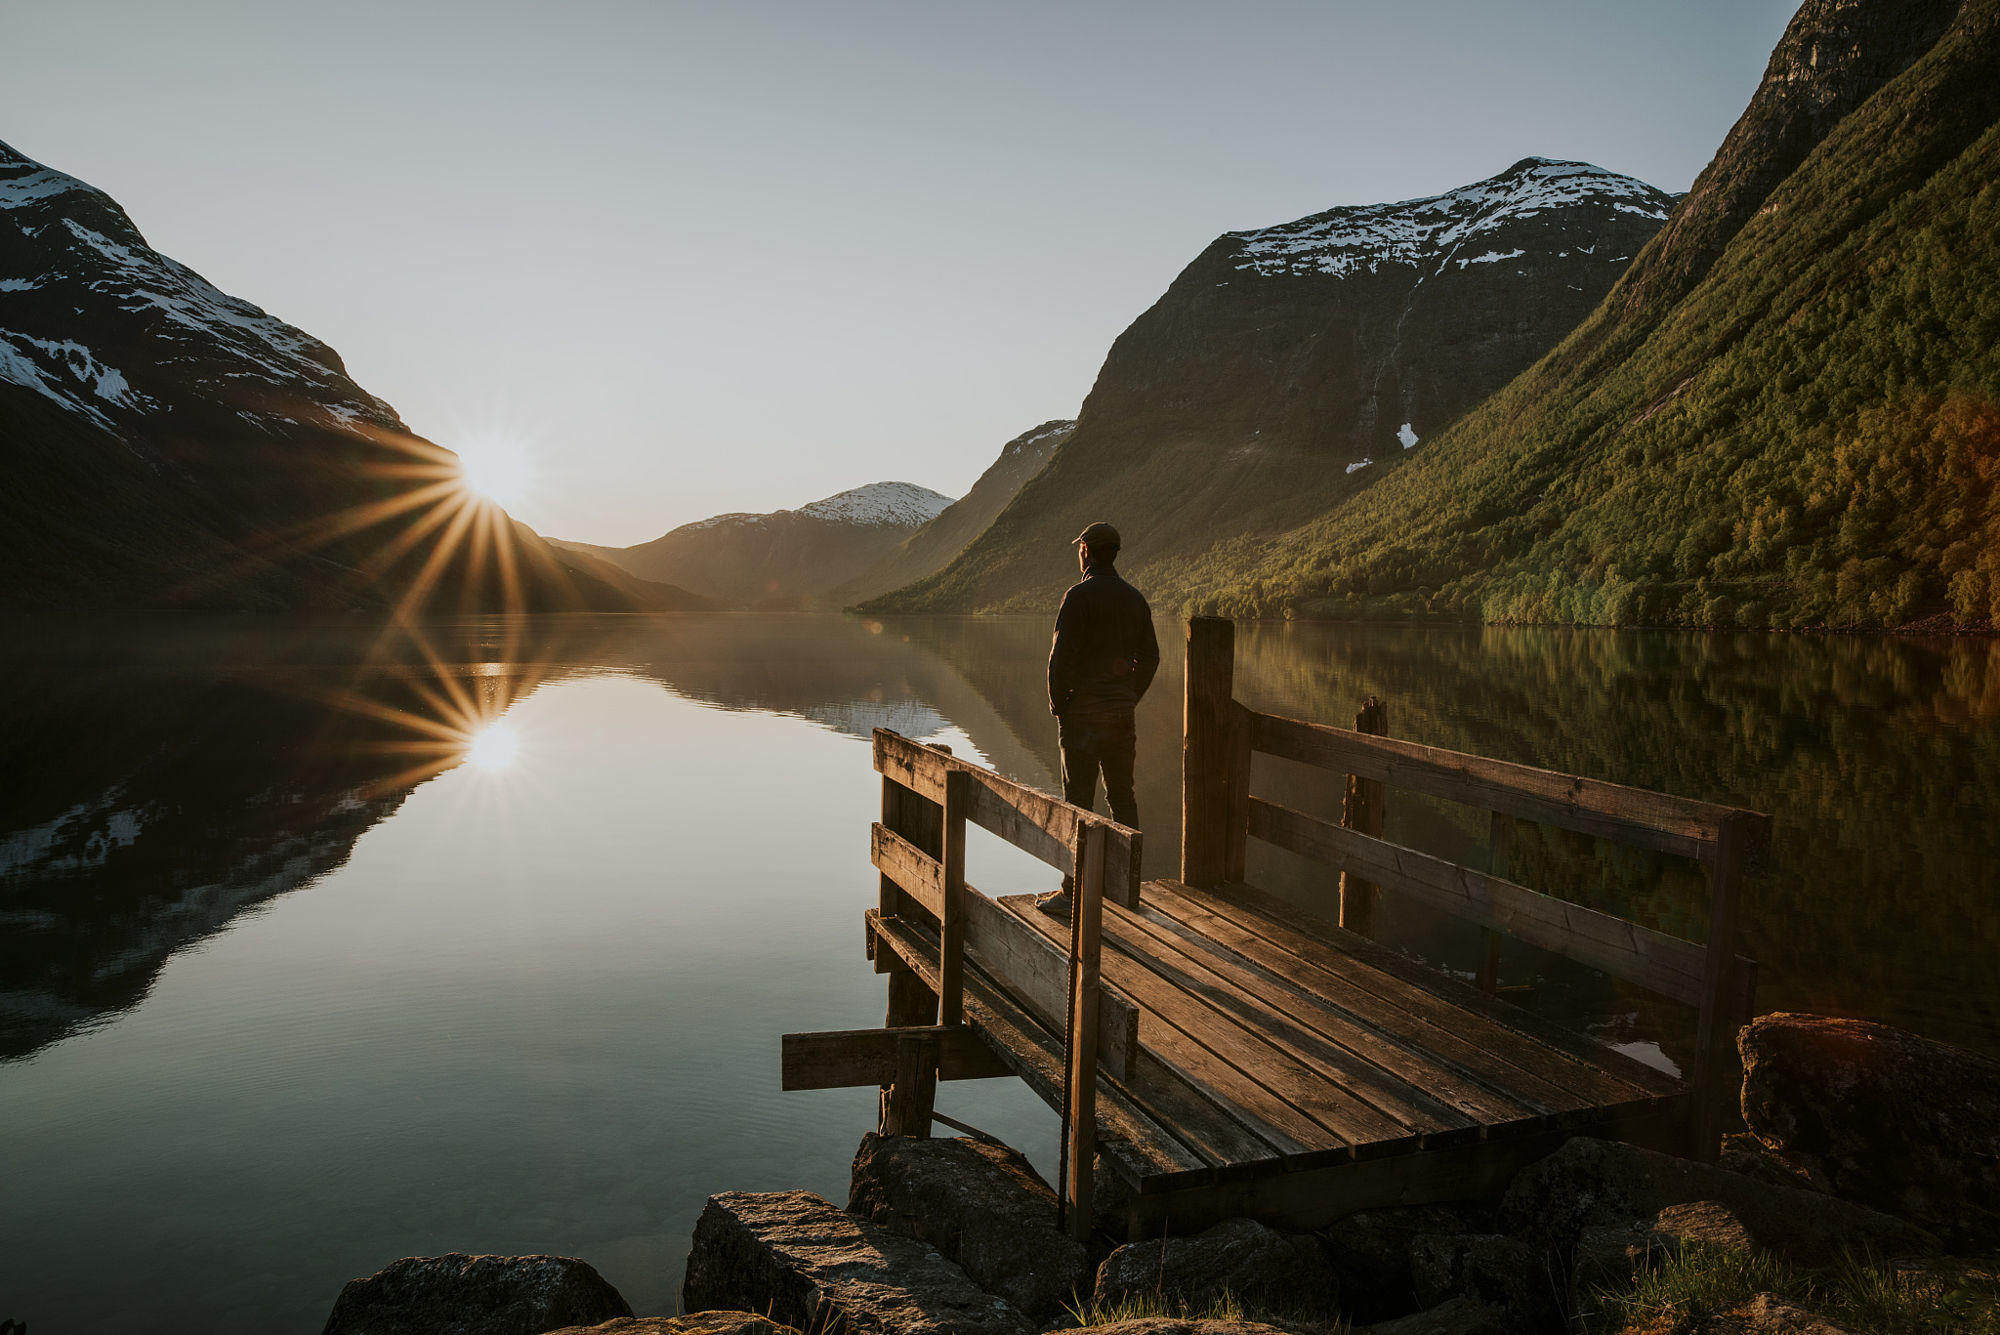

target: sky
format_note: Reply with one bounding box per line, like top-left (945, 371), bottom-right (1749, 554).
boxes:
top-left (4, 0), bottom-right (1797, 546)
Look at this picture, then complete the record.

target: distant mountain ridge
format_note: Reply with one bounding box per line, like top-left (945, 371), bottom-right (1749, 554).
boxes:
top-left (0, 139), bottom-right (702, 611)
top-left (864, 157), bottom-right (1675, 614)
top-left (557, 480), bottom-right (953, 607)
top-left (1157, 0), bottom-right (2000, 630)
top-left (834, 419), bottom-right (1074, 606)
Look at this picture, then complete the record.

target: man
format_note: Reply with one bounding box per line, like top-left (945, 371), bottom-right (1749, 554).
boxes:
top-left (1047, 521), bottom-right (1159, 829)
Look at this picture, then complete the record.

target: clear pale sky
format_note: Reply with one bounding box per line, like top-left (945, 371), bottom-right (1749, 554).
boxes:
top-left (4, 1), bottom-right (1795, 546)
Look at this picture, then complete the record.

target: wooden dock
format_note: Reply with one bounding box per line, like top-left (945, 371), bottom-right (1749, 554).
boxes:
top-left (783, 617), bottom-right (1769, 1241)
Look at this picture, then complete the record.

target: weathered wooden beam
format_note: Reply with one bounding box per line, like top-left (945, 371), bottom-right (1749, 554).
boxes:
top-left (1688, 813), bottom-right (1755, 1160)
top-left (873, 729), bottom-right (1141, 907)
top-left (1249, 711), bottom-right (1768, 864)
top-left (1181, 616), bottom-right (1236, 889)
top-left (1064, 823), bottom-right (1107, 1241)
top-left (1246, 798), bottom-right (1710, 1006)
top-left (880, 1030), bottom-right (939, 1137)
top-left (783, 1025), bottom-right (1009, 1091)
top-left (940, 771), bottom-right (969, 1026)
top-left (1338, 697), bottom-right (1388, 937)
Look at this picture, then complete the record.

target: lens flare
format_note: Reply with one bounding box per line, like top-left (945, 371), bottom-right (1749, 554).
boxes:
top-left (453, 437), bottom-right (535, 510)
top-left (463, 721), bottom-right (522, 770)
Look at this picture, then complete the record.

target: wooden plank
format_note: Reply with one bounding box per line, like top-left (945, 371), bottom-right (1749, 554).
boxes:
top-left (867, 909), bottom-right (1207, 1187)
top-left (1137, 883), bottom-right (1604, 1118)
top-left (1111, 899), bottom-right (1543, 1134)
top-left (1249, 711), bottom-right (1766, 864)
top-left (1006, 895), bottom-right (1414, 1158)
top-left (1689, 813), bottom-right (1753, 1160)
top-left (782, 1026), bottom-right (1010, 1091)
top-left (1247, 798), bottom-right (1710, 1005)
top-left (874, 728), bottom-right (1141, 908)
top-left (1065, 823), bottom-right (1106, 1239)
top-left (873, 824), bottom-right (1141, 1080)
top-left (1182, 616), bottom-right (1236, 888)
top-left (940, 771), bottom-right (969, 1026)
top-left (1122, 1108), bottom-right (1681, 1228)
top-left (1339, 696), bottom-right (1389, 936)
top-left (1164, 879), bottom-right (1682, 1103)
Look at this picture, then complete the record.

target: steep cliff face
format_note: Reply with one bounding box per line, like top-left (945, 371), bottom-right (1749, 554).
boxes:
top-left (558, 481), bottom-right (953, 607)
top-left (1172, 0), bottom-right (2000, 630)
top-left (866, 159), bottom-right (1673, 613)
top-left (0, 140), bottom-right (700, 610)
top-left (834, 419), bottom-right (1073, 606)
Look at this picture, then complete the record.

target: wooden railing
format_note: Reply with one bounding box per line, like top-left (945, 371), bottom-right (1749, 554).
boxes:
top-left (1177, 616), bottom-right (1769, 1159)
top-left (804, 728), bottom-right (1142, 1239)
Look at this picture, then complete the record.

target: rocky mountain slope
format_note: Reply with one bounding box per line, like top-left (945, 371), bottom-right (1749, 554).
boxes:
top-left (832, 419), bottom-right (1074, 607)
top-left (559, 481), bottom-right (953, 608)
top-left (1168, 0), bottom-right (2000, 629)
top-left (0, 139), bottom-right (702, 611)
top-left (864, 159), bottom-right (1674, 613)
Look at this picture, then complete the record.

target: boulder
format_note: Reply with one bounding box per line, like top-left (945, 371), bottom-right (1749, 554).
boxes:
top-left (320, 1253), bottom-right (632, 1335)
top-left (1497, 1137), bottom-right (1934, 1268)
top-left (1319, 1204), bottom-right (1495, 1321)
top-left (847, 1132), bottom-right (1087, 1319)
top-left (545, 1319), bottom-right (798, 1335)
top-left (681, 1189), bottom-right (1032, 1335)
top-left (1739, 1013), bottom-right (2000, 1248)
top-left (1362, 1297), bottom-right (1518, 1335)
top-left (1408, 1234), bottom-right (1557, 1332)
top-left (1093, 1217), bottom-right (1336, 1316)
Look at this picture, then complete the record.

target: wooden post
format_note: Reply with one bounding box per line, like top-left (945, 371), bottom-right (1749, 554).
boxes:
top-left (879, 744), bottom-right (947, 1129)
top-left (1339, 696), bottom-right (1388, 936)
top-left (1065, 823), bottom-right (1107, 1241)
top-left (878, 1031), bottom-right (939, 1138)
top-left (939, 770), bottom-right (968, 1026)
top-left (1688, 814), bottom-right (1749, 1160)
top-left (1479, 810), bottom-right (1512, 993)
top-left (1182, 617), bottom-right (1235, 888)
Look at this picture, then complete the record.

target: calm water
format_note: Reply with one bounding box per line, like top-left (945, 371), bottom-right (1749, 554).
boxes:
top-left (2, 614), bottom-right (1996, 1333)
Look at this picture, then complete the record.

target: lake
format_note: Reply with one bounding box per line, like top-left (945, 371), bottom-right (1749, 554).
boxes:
top-left (3, 613), bottom-right (1996, 1333)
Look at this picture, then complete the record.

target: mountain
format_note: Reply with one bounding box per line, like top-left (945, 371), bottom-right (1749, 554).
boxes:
top-left (863, 158), bottom-right (1675, 613)
top-left (1163, 0), bottom-right (2000, 630)
top-left (557, 480), bottom-right (953, 608)
top-left (0, 140), bottom-right (703, 612)
top-left (832, 418), bottom-right (1074, 606)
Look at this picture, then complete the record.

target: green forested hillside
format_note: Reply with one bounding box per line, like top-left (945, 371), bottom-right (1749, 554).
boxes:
top-left (1166, 0), bottom-right (2000, 630)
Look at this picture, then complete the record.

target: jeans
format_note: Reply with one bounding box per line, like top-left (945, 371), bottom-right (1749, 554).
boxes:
top-left (1058, 711), bottom-right (1138, 829)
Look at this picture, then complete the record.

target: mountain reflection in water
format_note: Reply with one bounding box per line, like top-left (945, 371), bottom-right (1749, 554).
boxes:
top-left (1, 614), bottom-right (1996, 1335)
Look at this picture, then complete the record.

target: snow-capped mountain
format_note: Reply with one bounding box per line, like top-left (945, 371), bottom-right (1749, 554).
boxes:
top-left (555, 480), bottom-right (956, 607)
top-left (0, 139), bottom-right (697, 610)
top-left (867, 158), bottom-right (1677, 613)
top-left (1228, 158), bottom-right (1671, 280)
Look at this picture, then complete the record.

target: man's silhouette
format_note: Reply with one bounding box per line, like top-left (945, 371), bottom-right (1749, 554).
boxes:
top-left (1047, 522), bottom-right (1159, 828)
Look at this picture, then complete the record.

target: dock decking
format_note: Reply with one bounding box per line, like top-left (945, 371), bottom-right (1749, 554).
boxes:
top-left (783, 617), bottom-right (1768, 1240)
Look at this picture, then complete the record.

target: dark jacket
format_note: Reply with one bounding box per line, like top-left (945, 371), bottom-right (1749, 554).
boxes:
top-left (1048, 562), bottom-right (1160, 718)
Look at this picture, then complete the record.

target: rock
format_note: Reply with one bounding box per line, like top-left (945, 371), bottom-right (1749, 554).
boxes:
top-left (1093, 1217), bottom-right (1336, 1316)
top-left (1497, 1137), bottom-right (1934, 1268)
top-left (1408, 1234), bottom-right (1557, 1332)
top-left (1363, 1297), bottom-right (1518, 1335)
top-left (319, 1253), bottom-right (632, 1335)
top-left (1739, 1012), bottom-right (2000, 1248)
top-left (681, 1190), bottom-right (1032, 1335)
top-left (544, 1319), bottom-right (798, 1335)
top-left (1320, 1204), bottom-right (1494, 1322)
top-left (847, 1132), bottom-right (1087, 1319)
top-left (1716, 1133), bottom-right (1820, 1193)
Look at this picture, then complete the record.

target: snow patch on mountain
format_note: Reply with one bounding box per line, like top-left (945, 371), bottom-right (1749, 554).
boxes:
top-left (797, 481), bottom-right (953, 528)
top-left (1005, 419), bottom-right (1076, 456)
top-left (1228, 158), bottom-right (1673, 280)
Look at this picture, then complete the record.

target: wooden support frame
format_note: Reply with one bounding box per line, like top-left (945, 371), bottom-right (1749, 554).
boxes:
top-left (1181, 616), bottom-right (1238, 889)
top-left (781, 1025), bottom-right (1011, 1090)
top-left (1338, 697), bottom-right (1388, 936)
top-left (1064, 822), bottom-right (1108, 1240)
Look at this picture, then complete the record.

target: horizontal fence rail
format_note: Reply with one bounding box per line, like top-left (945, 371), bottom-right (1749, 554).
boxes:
top-left (874, 728), bottom-right (1143, 907)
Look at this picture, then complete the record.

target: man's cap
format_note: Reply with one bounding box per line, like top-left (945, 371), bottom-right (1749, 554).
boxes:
top-left (1071, 521), bottom-right (1121, 548)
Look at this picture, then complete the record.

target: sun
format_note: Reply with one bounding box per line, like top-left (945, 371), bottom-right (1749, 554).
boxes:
top-left (463, 721), bottom-right (522, 770)
top-left (452, 436), bottom-right (535, 511)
